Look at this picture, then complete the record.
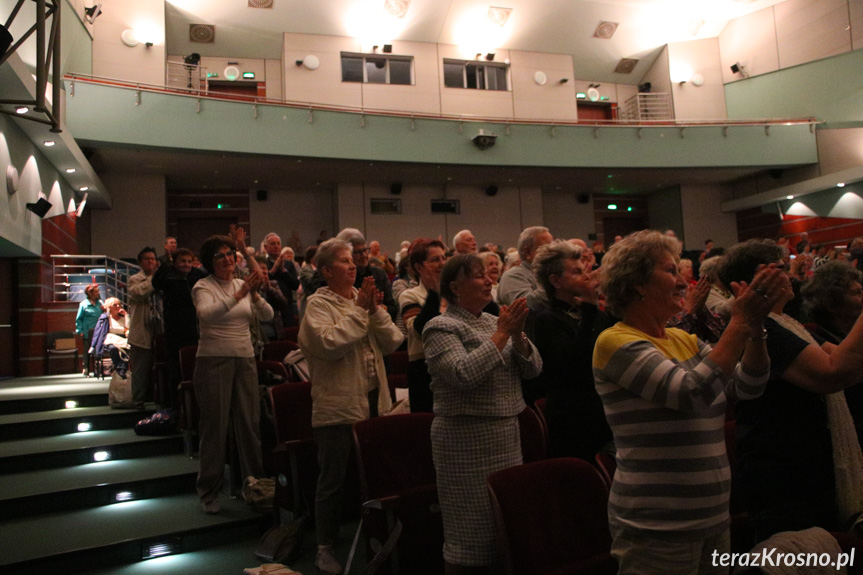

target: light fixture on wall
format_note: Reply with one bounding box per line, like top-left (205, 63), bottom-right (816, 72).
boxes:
top-left (84, 3), bottom-right (102, 25)
top-left (121, 29), bottom-right (139, 47)
top-left (295, 55), bottom-right (320, 70)
top-left (690, 73), bottom-right (704, 87)
top-left (76, 192), bottom-right (88, 217)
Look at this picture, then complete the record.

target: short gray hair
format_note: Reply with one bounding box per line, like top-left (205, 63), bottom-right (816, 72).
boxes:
top-left (453, 229), bottom-right (473, 250)
top-left (517, 226), bottom-right (550, 260)
top-left (699, 256), bottom-right (724, 281)
top-left (316, 239), bottom-right (352, 271)
top-left (336, 228), bottom-right (366, 247)
top-left (479, 251), bottom-right (502, 267)
top-left (263, 232), bottom-right (280, 244)
top-left (599, 230), bottom-right (681, 317)
top-left (533, 239), bottom-right (582, 300)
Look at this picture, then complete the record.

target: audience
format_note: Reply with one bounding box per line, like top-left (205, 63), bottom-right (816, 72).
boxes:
top-left (452, 229), bottom-right (478, 255)
top-left (335, 228), bottom-right (398, 321)
top-left (127, 247), bottom-right (159, 410)
top-left (263, 232), bottom-right (300, 328)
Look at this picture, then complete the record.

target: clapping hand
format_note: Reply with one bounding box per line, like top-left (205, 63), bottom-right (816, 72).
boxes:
top-left (356, 277), bottom-right (379, 314)
top-left (685, 276), bottom-right (711, 313)
top-left (730, 264), bottom-right (787, 335)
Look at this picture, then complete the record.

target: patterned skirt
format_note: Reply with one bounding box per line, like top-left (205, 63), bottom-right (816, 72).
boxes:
top-left (431, 415), bottom-right (522, 565)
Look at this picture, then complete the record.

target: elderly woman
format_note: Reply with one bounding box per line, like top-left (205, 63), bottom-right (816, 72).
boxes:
top-left (423, 254), bottom-right (542, 574)
top-left (532, 240), bottom-right (614, 460)
top-left (75, 284), bottom-right (103, 376)
top-left (720, 240), bottom-right (863, 543)
top-left (193, 234), bottom-right (272, 515)
top-left (398, 238), bottom-right (447, 413)
top-left (593, 230), bottom-right (784, 574)
top-left (700, 255), bottom-right (733, 321)
top-left (478, 251), bottom-right (502, 302)
top-left (298, 238), bottom-right (404, 575)
top-left (100, 297), bottom-right (130, 378)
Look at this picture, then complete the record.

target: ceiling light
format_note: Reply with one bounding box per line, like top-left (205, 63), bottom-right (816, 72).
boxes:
top-left (383, 0), bottom-right (410, 18)
top-left (487, 7), bottom-right (512, 27)
top-left (43, 140), bottom-right (56, 147)
top-left (66, 168), bottom-right (76, 173)
top-left (15, 106), bottom-right (28, 114)
top-left (79, 186), bottom-right (89, 191)
top-left (594, 21), bottom-right (619, 39)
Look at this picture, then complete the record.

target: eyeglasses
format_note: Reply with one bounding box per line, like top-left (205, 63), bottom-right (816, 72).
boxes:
top-left (353, 248), bottom-right (370, 255)
top-left (213, 251), bottom-right (235, 262)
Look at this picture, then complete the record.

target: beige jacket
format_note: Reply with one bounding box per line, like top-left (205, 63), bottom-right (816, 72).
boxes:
top-left (299, 287), bottom-right (404, 427)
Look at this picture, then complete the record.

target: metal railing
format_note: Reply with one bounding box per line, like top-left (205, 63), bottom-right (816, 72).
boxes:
top-left (619, 93), bottom-right (674, 122)
top-left (51, 255), bottom-right (141, 305)
top-left (166, 60), bottom-right (209, 92)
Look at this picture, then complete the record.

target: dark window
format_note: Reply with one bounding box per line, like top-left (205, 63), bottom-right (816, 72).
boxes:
top-left (341, 55), bottom-right (363, 83)
top-left (443, 59), bottom-right (508, 91)
top-left (389, 58), bottom-right (412, 85)
top-left (341, 53), bottom-right (414, 85)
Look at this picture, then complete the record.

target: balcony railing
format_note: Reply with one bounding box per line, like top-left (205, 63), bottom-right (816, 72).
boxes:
top-left (51, 255), bottom-right (141, 305)
top-left (619, 93), bottom-right (674, 122)
top-left (166, 60), bottom-right (209, 92)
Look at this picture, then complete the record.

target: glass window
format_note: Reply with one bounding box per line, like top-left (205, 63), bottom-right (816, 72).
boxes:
top-left (487, 66), bottom-right (507, 91)
top-left (443, 60), bottom-right (465, 88)
top-left (389, 58), bottom-right (412, 85)
top-left (365, 58), bottom-right (387, 84)
top-left (444, 59), bottom-right (508, 90)
top-left (341, 55), bottom-right (363, 83)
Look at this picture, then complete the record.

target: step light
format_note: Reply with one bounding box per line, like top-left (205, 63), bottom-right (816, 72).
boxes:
top-left (93, 450), bottom-right (111, 462)
top-left (142, 539), bottom-right (182, 560)
top-left (114, 491), bottom-right (135, 502)
top-left (77, 422), bottom-right (92, 432)
top-left (65, 400), bottom-right (78, 409)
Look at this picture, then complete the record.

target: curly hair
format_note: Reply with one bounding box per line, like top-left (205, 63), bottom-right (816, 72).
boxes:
top-left (801, 261), bottom-right (863, 326)
top-left (599, 230), bottom-right (681, 317)
top-left (717, 238), bottom-right (783, 289)
top-left (199, 235), bottom-right (237, 274)
top-left (532, 240), bottom-right (583, 300)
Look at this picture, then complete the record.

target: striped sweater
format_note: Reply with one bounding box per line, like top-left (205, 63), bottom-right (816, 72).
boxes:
top-left (592, 322), bottom-right (768, 540)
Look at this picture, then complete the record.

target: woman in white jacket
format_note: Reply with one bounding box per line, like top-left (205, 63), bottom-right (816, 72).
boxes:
top-left (298, 238), bottom-right (404, 575)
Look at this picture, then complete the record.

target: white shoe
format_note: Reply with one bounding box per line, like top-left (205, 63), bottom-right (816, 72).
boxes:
top-left (315, 545), bottom-right (343, 575)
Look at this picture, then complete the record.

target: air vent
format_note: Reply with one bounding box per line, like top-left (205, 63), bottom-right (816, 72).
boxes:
top-left (431, 199), bottom-right (459, 214)
top-left (384, 0), bottom-right (410, 18)
top-left (190, 24), bottom-right (215, 43)
top-left (370, 198), bottom-right (402, 214)
top-left (593, 21), bottom-right (618, 39)
top-left (248, 0), bottom-right (274, 7)
top-left (614, 58), bottom-right (638, 74)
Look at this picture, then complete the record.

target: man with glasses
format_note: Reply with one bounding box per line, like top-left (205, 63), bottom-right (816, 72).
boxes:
top-left (336, 228), bottom-right (398, 321)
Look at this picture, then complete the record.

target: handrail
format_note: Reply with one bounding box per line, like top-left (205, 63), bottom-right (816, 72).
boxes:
top-left (51, 254), bottom-right (141, 306)
top-left (65, 72), bottom-right (821, 130)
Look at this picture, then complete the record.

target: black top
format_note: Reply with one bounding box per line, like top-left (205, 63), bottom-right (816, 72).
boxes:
top-left (735, 317), bottom-right (833, 517)
top-left (533, 298), bottom-right (614, 459)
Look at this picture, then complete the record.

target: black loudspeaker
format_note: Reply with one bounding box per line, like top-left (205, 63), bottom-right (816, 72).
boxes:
top-left (390, 183), bottom-right (402, 195)
top-left (769, 169), bottom-right (784, 180)
top-left (485, 185), bottom-right (499, 197)
top-left (577, 193), bottom-right (590, 204)
top-left (26, 198), bottom-right (52, 218)
top-left (0, 24), bottom-right (12, 57)
top-left (257, 189), bottom-right (268, 201)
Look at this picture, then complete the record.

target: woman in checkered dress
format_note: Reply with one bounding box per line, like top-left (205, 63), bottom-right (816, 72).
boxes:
top-left (422, 254), bottom-right (542, 574)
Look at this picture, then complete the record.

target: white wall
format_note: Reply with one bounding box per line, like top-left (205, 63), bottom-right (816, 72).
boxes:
top-left (541, 190), bottom-right (598, 242)
top-left (510, 51), bottom-right (577, 121)
top-left (91, 0), bottom-right (166, 85)
top-left (679, 184), bottom-right (739, 252)
top-left (668, 38), bottom-right (727, 121)
top-left (283, 33), bottom-right (363, 108)
top-left (91, 173), bottom-right (165, 258)
top-left (249, 187), bottom-right (335, 252)
top-left (334, 182), bottom-right (543, 253)
top-left (640, 46), bottom-right (672, 99)
top-left (817, 127), bottom-right (863, 175)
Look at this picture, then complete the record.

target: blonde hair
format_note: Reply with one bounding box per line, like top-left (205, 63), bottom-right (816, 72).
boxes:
top-left (103, 297), bottom-right (122, 311)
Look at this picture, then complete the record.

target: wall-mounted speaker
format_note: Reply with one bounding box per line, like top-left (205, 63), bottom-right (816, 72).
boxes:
top-left (390, 183), bottom-right (402, 195)
top-left (577, 193), bottom-right (591, 204)
top-left (485, 185), bottom-right (499, 197)
top-left (26, 197), bottom-right (52, 218)
top-left (256, 189), bottom-right (268, 201)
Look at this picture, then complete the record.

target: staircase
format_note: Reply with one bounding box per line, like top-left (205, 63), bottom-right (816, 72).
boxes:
top-left (0, 374), bottom-right (268, 574)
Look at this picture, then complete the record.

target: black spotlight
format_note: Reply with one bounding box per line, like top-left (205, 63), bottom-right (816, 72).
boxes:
top-left (485, 185), bottom-right (499, 197)
top-left (0, 24), bottom-right (12, 58)
top-left (730, 63), bottom-right (741, 74)
top-left (184, 53), bottom-right (201, 66)
top-left (390, 183), bottom-right (402, 195)
top-left (638, 82), bottom-right (651, 93)
top-left (26, 198), bottom-right (52, 218)
top-left (256, 189), bottom-right (268, 201)
top-left (382, 44), bottom-right (393, 54)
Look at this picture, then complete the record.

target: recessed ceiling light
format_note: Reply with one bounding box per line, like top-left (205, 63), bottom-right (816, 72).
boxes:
top-left (79, 186), bottom-right (89, 191)
top-left (383, 0), bottom-right (410, 18)
top-left (66, 168), bottom-right (77, 173)
top-left (594, 21), bottom-right (619, 40)
top-left (16, 106), bottom-right (28, 114)
top-left (487, 6), bottom-right (512, 27)
top-left (44, 140), bottom-right (56, 147)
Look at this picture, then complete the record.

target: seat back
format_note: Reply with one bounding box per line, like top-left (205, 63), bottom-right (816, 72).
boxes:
top-left (352, 413), bottom-right (442, 575)
top-left (387, 350), bottom-right (410, 377)
top-left (282, 325), bottom-right (300, 343)
top-left (258, 360), bottom-right (290, 382)
top-left (268, 381), bottom-right (317, 517)
top-left (261, 339), bottom-right (299, 363)
top-left (47, 331), bottom-right (76, 350)
top-left (487, 458), bottom-right (616, 575)
top-left (269, 381), bottom-right (314, 444)
top-left (518, 405), bottom-right (547, 463)
top-left (594, 452), bottom-right (616, 489)
top-left (46, 331), bottom-right (79, 375)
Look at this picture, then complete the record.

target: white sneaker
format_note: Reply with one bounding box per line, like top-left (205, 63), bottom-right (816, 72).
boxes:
top-left (315, 545), bottom-right (343, 575)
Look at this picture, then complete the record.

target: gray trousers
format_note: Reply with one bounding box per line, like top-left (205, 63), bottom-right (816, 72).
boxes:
top-left (129, 344), bottom-right (153, 405)
top-left (194, 355), bottom-right (265, 503)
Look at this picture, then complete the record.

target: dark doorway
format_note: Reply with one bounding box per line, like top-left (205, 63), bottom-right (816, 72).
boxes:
top-left (603, 216), bottom-right (648, 244)
top-left (176, 217), bottom-right (238, 256)
top-left (577, 102), bottom-right (614, 121)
